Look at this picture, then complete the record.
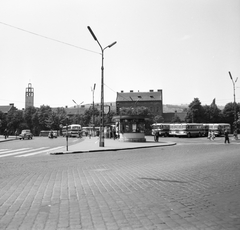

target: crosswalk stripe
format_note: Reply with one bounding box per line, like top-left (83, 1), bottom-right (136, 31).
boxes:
top-left (0, 148), bottom-right (30, 156)
top-left (16, 146), bottom-right (64, 157)
top-left (0, 147), bottom-right (48, 158)
top-left (0, 149), bottom-right (9, 152)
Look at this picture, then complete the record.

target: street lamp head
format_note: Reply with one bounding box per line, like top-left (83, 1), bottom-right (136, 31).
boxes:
top-left (107, 41), bottom-right (117, 48)
top-left (87, 26), bottom-right (98, 41)
top-left (72, 99), bottom-right (77, 104)
top-left (229, 71), bottom-right (233, 80)
top-left (235, 77), bottom-right (238, 83)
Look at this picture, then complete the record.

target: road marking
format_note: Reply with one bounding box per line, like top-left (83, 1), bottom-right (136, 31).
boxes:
top-left (16, 146), bottom-right (64, 157)
top-left (0, 148), bottom-right (30, 157)
top-left (0, 149), bottom-right (9, 152)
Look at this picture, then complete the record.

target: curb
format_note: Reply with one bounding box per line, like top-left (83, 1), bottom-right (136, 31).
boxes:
top-left (0, 138), bottom-right (17, 142)
top-left (50, 142), bottom-right (177, 155)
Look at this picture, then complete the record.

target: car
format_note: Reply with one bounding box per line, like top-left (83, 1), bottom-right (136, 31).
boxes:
top-left (19, 129), bottom-right (33, 140)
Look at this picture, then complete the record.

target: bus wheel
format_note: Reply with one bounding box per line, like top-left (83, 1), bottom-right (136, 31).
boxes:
top-left (187, 133), bottom-right (191, 138)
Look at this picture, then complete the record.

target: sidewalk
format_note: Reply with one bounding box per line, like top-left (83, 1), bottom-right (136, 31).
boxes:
top-left (0, 135), bottom-right (16, 142)
top-left (50, 136), bottom-right (176, 155)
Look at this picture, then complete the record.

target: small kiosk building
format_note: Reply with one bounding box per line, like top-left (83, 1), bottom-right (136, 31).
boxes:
top-left (112, 115), bottom-right (146, 142)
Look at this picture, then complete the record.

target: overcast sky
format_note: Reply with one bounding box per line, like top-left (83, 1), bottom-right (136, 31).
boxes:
top-left (0, 0), bottom-right (239, 109)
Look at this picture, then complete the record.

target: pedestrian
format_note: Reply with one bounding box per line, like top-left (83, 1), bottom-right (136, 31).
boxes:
top-left (15, 130), bottom-right (18, 139)
top-left (224, 129), bottom-right (230, 144)
top-left (211, 131), bottom-right (215, 141)
top-left (233, 130), bottom-right (238, 140)
top-left (4, 129), bottom-right (8, 139)
top-left (207, 131), bottom-right (211, 140)
top-left (112, 128), bottom-right (116, 140)
top-left (154, 131), bottom-right (159, 142)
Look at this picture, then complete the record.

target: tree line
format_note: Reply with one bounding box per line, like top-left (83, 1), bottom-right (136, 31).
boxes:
top-left (0, 98), bottom-right (239, 136)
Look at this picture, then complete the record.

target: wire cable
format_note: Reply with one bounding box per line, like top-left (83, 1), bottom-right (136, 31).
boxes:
top-left (0, 21), bottom-right (100, 55)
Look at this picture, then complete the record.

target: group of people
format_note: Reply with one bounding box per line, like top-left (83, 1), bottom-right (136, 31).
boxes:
top-left (208, 129), bottom-right (231, 144)
top-left (207, 131), bottom-right (216, 141)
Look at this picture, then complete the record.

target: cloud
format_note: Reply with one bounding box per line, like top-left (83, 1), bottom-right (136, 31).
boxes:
top-left (181, 35), bottom-right (192, 41)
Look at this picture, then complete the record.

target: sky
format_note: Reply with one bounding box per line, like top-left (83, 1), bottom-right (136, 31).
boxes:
top-left (0, 0), bottom-right (240, 109)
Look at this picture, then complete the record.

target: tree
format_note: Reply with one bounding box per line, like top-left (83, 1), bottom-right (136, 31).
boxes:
top-left (202, 104), bottom-right (222, 123)
top-left (153, 115), bottom-right (164, 123)
top-left (222, 102), bottom-right (240, 131)
top-left (24, 106), bottom-right (37, 131)
top-left (37, 105), bottom-right (53, 130)
top-left (6, 108), bottom-right (24, 134)
top-left (185, 98), bottom-right (204, 123)
top-left (171, 114), bottom-right (181, 123)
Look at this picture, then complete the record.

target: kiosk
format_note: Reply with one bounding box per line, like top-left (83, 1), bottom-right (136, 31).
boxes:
top-left (112, 115), bottom-right (146, 142)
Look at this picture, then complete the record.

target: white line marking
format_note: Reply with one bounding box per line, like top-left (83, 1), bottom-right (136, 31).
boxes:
top-left (0, 148), bottom-right (30, 157)
top-left (16, 146), bottom-right (64, 157)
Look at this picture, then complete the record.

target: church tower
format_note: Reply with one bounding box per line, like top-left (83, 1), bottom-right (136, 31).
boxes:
top-left (25, 83), bottom-right (34, 109)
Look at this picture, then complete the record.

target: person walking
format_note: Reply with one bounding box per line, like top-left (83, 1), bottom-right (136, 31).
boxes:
top-left (154, 131), bottom-right (159, 142)
top-left (207, 131), bottom-right (212, 140)
top-left (224, 129), bottom-right (230, 144)
top-left (211, 131), bottom-right (215, 141)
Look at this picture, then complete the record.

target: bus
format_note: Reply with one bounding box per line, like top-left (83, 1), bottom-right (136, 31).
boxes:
top-left (174, 123), bottom-right (205, 137)
top-left (151, 122), bottom-right (231, 138)
top-left (62, 124), bottom-right (82, 137)
top-left (163, 123), bottom-right (205, 137)
top-left (151, 123), bottom-right (170, 137)
top-left (82, 127), bottom-right (100, 136)
top-left (203, 123), bottom-right (230, 137)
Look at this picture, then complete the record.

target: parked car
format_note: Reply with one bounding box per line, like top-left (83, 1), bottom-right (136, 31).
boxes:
top-left (19, 130), bottom-right (33, 140)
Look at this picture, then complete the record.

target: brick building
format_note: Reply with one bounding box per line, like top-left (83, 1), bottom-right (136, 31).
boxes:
top-left (116, 90), bottom-right (163, 116)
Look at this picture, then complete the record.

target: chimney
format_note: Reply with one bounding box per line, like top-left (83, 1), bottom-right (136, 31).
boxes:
top-left (130, 90), bottom-right (133, 92)
top-left (157, 89), bottom-right (161, 92)
top-left (149, 90), bottom-right (154, 92)
top-left (121, 90), bottom-right (124, 93)
top-left (9, 103), bottom-right (14, 106)
top-left (65, 106), bottom-right (68, 108)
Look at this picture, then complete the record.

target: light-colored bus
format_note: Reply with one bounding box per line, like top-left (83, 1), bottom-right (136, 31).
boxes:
top-left (203, 123), bottom-right (230, 136)
top-left (169, 123), bottom-right (204, 137)
top-left (82, 127), bottom-right (100, 136)
top-left (62, 124), bottom-right (82, 137)
top-left (151, 123), bottom-right (170, 137)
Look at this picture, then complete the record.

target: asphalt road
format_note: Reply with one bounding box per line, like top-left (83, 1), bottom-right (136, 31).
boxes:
top-left (0, 137), bottom-right (240, 229)
top-left (0, 136), bottom-right (83, 150)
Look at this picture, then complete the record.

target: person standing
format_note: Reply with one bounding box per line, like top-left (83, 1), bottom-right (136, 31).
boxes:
top-left (224, 129), bottom-right (230, 144)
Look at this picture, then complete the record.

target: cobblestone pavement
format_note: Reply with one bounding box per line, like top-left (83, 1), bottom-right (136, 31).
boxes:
top-left (0, 141), bottom-right (240, 229)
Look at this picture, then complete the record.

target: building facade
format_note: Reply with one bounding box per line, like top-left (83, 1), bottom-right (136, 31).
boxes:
top-left (116, 90), bottom-right (163, 116)
top-left (25, 83), bottom-right (34, 109)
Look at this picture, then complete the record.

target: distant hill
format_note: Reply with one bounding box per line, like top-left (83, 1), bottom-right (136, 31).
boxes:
top-left (163, 104), bottom-right (188, 113)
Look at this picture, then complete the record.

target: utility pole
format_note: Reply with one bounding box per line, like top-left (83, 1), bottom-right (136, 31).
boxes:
top-left (91, 83), bottom-right (96, 136)
top-left (229, 71), bottom-right (238, 133)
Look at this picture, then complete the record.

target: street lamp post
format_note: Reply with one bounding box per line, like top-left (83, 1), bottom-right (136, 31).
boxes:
top-left (72, 100), bottom-right (84, 124)
top-left (91, 83), bottom-right (96, 136)
top-left (87, 26), bottom-right (117, 147)
top-left (229, 71), bottom-right (238, 133)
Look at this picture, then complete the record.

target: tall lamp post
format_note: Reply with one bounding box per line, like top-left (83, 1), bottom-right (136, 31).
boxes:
top-left (87, 26), bottom-right (117, 147)
top-left (72, 100), bottom-right (84, 124)
top-left (229, 71), bottom-right (238, 132)
top-left (91, 83), bottom-right (96, 136)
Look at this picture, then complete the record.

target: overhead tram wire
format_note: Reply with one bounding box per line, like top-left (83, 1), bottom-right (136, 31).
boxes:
top-left (0, 21), bottom-right (100, 55)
